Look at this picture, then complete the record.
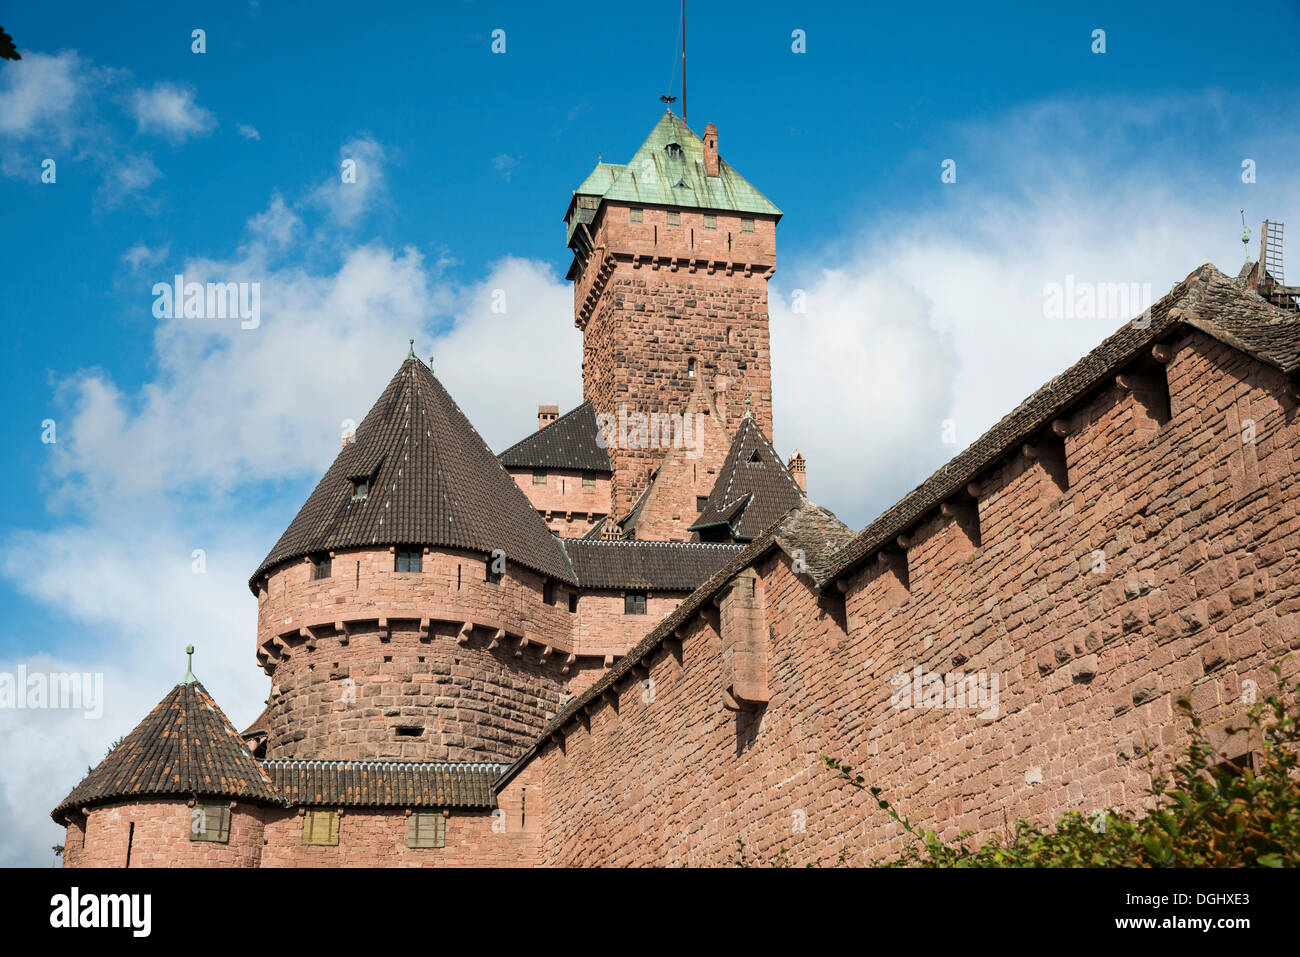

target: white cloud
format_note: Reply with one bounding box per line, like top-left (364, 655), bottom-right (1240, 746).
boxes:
top-left (0, 50), bottom-right (90, 140)
top-left (129, 82), bottom-right (215, 142)
top-left (122, 242), bottom-right (169, 270)
top-left (310, 135), bottom-right (387, 226)
top-left (492, 153), bottom-right (520, 181)
top-left (237, 123), bottom-right (260, 141)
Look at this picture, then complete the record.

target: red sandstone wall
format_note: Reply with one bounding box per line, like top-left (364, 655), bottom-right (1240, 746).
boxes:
top-left (507, 467), bottom-right (611, 536)
top-left (257, 806), bottom-right (539, 867)
top-left (575, 204), bottom-right (776, 516)
top-left (571, 590), bottom-right (686, 660)
top-left (63, 800), bottom-right (267, 868)
top-left (513, 330), bottom-right (1300, 866)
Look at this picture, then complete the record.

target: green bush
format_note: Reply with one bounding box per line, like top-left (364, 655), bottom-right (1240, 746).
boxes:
top-left (825, 661), bottom-right (1300, 867)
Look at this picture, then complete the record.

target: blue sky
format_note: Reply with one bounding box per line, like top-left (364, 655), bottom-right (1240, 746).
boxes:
top-left (0, 0), bottom-right (1297, 865)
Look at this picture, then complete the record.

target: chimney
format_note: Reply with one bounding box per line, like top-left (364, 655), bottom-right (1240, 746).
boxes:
top-left (703, 123), bottom-right (719, 177)
top-left (537, 404), bottom-right (559, 431)
top-left (787, 449), bottom-right (806, 493)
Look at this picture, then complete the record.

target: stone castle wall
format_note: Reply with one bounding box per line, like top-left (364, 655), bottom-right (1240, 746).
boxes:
top-left (62, 800), bottom-right (268, 868)
top-left (505, 329), bottom-right (1300, 866)
top-left (507, 467), bottom-right (611, 537)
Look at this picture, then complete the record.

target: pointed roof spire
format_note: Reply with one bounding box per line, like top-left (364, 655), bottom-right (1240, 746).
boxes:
top-left (251, 356), bottom-right (576, 586)
top-left (51, 679), bottom-right (280, 822)
top-left (182, 644), bottom-right (197, 685)
top-left (689, 415), bottom-right (803, 542)
top-left (406, 338), bottom-right (417, 360)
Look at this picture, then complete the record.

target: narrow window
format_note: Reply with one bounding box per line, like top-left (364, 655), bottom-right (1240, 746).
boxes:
top-left (312, 554), bottom-right (332, 580)
top-left (125, 822), bottom-right (134, 868)
top-left (395, 549), bottom-right (422, 573)
top-left (667, 210), bottom-right (680, 227)
top-left (624, 591), bottom-right (647, 615)
top-left (408, 811), bottom-right (446, 849)
top-left (629, 207), bottom-right (643, 223)
top-left (532, 471), bottom-right (547, 485)
top-left (189, 803), bottom-right (232, 843)
top-left (688, 358), bottom-right (696, 378)
top-left (302, 809), bottom-right (340, 846)
top-left (543, 581), bottom-right (556, 606)
top-left (568, 592), bottom-right (578, 613)
top-left (457, 564), bottom-right (461, 590)
top-left (351, 479), bottom-right (369, 502)
top-left (582, 474), bottom-right (596, 489)
top-left (704, 214), bottom-right (717, 230)
top-left (741, 217), bottom-right (755, 234)
top-left (395, 726), bottom-right (423, 738)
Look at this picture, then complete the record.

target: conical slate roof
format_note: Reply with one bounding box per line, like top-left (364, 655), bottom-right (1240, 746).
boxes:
top-left (51, 680), bottom-right (280, 821)
top-left (498, 401), bottom-right (612, 473)
top-left (689, 414), bottom-right (804, 542)
top-left (252, 357), bottom-right (575, 585)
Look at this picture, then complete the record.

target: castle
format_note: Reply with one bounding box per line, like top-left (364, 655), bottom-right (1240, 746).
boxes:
top-left (53, 112), bottom-right (1300, 867)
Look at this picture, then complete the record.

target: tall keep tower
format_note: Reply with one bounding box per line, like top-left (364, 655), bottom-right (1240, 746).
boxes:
top-left (564, 111), bottom-right (781, 517)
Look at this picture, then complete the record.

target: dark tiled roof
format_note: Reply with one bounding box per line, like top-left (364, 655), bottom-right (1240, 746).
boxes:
top-left (822, 263), bottom-right (1300, 584)
top-left (52, 682), bottom-right (280, 821)
top-left (252, 358), bottom-right (576, 586)
top-left (561, 539), bottom-right (743, 590)
top-left (689, 415), bottom-right (804, 541)
top-left (498, 401), bottom-right (612, 473)
top-left (262, 760), bottom-right (502, 809)
top-left (495, 501), bottom-right (852, 792)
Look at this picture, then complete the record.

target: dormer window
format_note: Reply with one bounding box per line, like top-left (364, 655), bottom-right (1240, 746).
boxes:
top-left (665, 142), bottom-right (683, 158)
top-left (748, 449), bottom-right (762, 463)
top-left (351, 479), bottom-right (369, 502)
top-left (395, 549), bottom-right (422, 573)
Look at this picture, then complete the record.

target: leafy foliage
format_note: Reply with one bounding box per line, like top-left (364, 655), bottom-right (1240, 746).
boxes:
top-left (825, 661), bottom-right (1300, 867)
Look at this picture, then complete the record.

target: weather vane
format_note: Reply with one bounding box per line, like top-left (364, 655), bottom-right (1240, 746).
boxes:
top-left (660, 94), bottom-right (676, 108)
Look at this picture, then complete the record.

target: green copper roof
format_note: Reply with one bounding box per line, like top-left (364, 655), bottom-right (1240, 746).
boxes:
top-left (568, 111), bottom-right (781, 224)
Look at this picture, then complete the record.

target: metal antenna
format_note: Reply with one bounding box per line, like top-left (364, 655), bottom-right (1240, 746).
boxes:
top-left (681, 0), bottom-right (687, 124)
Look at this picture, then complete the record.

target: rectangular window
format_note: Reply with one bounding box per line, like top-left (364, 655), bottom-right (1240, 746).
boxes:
top-left (741, 217), bottom-right (755, 233)
top-left (485, 561), bottom-right (503, 584)
top-left (667, 210), bottom-right (680, 226)
top-left (696, 496), bottom-right (709, 513)
top-left (351, 479), bottom-right (369, 502)
top-left (703, 214), bottom-right (717, 230)
top-left (629, 207), bottom-right (643, 223)
top-left (302, 809), bottom-right (340, 846)
top-left (407, 811), bottom-right (446, 848)
top-left (395, 549), bottom-right (422, 573)
top-left (568, 592), bottom-right (578, 613)
top-left (532, 471), bottom-right (547, 485)
top-left (624, 591), bottom-right (647, 615)
top-left (543, 581), bottom-right (556, 606)
top-left (312, 555), bottom-right (332, 580)
top-left (582, 474), bottom-right (596, 489)
top-left (189, 803), bottom-right (231, 843)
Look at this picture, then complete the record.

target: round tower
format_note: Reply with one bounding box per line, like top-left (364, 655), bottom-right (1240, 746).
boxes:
top-left (247, 353), bottom-right (583, 764)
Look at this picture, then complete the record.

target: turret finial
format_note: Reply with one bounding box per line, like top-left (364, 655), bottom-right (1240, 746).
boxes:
top-left (407, 338), bottom-right (416, 360)
top-left (182, 645), bottom-right (197, 685)
top-left (744, 389), bottom-right (752, 418)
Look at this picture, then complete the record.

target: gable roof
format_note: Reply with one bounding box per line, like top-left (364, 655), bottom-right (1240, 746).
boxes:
top-left (497, 400), bottom-right (612, 473)
top-left (52, 681), bottom-right (280, 821)
top-left (689, 414), bottom-right (805, 541)
top-left (262, 760), bottom-right (502, 809)
top-left (252, 357), bottom-right (576, 586)
top-left (561, 539), bottom-right (743, 590)
top-left (570, 111), bottom-right (781, 220)
top-left (821, 263), bottom-right (1300, 585)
